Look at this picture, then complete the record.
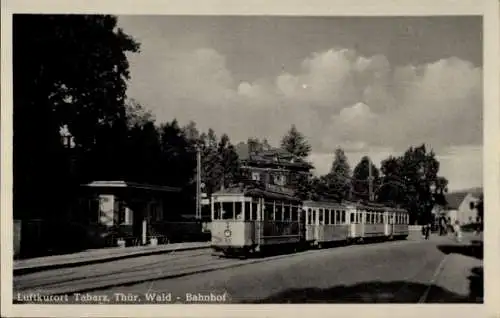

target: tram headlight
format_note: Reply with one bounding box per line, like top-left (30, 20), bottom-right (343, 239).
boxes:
top-left (224, 229), bottom-right (232, 237)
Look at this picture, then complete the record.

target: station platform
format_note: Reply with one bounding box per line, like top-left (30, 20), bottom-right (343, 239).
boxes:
top-left (14, 241), bottom-right (210, 275)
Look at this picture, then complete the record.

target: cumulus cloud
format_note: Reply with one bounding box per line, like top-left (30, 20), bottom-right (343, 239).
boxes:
top-left (126, 46), bottom-right (482, 154)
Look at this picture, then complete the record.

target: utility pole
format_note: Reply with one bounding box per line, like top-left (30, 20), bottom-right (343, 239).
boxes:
top-left (368, 157), bottom-right (374, 201)
top-left (196, 146), bottom-right (201, 219)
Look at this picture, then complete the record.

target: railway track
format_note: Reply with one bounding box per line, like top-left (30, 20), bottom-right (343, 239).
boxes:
top-left (13, 239), bottom-right (425, 299)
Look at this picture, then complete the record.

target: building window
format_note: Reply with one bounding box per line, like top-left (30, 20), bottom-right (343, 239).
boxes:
top-left (252, 172), bottom-right (260, 181)
top-left (273, 174), bottom-right (286, 186)
top-left (89, 198), bottom-right (100, 224)
top-left (115, 199), bottom-right (126, 225)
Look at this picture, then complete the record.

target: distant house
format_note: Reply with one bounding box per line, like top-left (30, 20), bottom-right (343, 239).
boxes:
top-left (442, 188), bottom-right (482, 225)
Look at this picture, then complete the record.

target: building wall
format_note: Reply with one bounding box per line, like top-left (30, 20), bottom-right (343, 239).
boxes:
top-left (457, 193), bottom-right (479, 224)
top-left (447, 209), bottom-right (458, 224)
top-left (99, 194), bottom-right (115, 226)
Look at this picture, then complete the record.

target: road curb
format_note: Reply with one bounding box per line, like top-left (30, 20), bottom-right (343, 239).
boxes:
top-left (14, 245), bottom-right (210, 276)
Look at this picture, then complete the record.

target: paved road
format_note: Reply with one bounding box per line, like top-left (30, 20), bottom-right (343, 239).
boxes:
top-left (13, 235), bottom-right (482, 304)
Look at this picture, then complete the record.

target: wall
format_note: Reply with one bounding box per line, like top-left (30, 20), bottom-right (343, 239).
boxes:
top-left (99, 194), bottom-right (115, 226)
top-left (458, 194), bottom-right (479, 224)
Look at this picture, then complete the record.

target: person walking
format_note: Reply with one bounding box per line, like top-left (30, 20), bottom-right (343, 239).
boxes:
top-left (454, 220), bottom-right (462, 242)
top-left (424, 223), bottom-right (431, 240)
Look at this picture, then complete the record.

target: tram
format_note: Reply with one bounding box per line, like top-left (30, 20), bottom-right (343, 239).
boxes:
top-left (302, 200), bottom-right (352, 248)
top-left (210, 187), bottom-right (305, 257)
top-left (349, 203), bottom-right (409, 242)
top-left (210, 188), bottom-right (410, 258)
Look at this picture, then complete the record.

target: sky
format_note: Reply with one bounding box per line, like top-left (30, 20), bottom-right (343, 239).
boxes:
top-left (116, 16), bottom-right (483, 192)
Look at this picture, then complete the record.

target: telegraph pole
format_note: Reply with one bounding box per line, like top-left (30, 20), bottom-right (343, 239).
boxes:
top-left (368, 157), bottom-right (374, 201)
top-left (196, 146), bottom-right (201, 219)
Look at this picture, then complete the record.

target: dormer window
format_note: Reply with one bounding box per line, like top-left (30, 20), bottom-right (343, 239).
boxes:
top-left (274, 174), bottom-right (286, 186)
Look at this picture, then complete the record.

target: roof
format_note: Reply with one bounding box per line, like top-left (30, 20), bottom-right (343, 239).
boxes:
top-left (82, 181), bottom-right (181, 193)
top-left (444, 188), bottom-right (482, 210)
top-left (212, 186), bottom-right (302, 203)
top-left (235, 143), bottom-right (313, 170)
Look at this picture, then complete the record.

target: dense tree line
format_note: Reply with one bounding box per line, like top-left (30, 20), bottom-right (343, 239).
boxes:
top-left (14, 14), bottom-right (449, 226)
top-left (278, 127), bottom-right (449, 225)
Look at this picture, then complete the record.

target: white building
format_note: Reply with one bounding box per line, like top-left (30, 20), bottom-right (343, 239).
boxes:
top-left (443, 189), bottom-right (482, 225)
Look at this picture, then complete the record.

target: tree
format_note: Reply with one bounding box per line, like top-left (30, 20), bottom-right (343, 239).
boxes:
top-left (247, 137), bottom-right (272, 153)
top-left (377, 156), bottom-right (407, 206)
top-left (200, 129), bottom-right (224, 195)
top-left (280, 124), bottom-right (312, 159)
top-left (352, 156), bottom-right (380, 202)
top-left (378, 144), bottom-right (448, 224)
top-left (13, 14), bottom-right (139, 219)
top-left (217, 134), bottom-right (241, 189)
top-left (158, 119), bottom-right (196, 188)
top-left (323, 148), bottom-right (352, 201)
top-left (125, 99), bottom-right (155, 128)
top-left (126, 119), bottom-right (162, 184)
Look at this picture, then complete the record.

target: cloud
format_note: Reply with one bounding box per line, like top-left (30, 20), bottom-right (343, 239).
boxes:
top-left (126, 46), bottom-right (482, 155)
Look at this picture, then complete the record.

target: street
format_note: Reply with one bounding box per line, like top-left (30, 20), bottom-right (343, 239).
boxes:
top-left (13, 234), bottom-right (483, 303)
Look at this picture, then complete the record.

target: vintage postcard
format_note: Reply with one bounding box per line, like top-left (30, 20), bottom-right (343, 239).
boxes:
top-left (1, 0), bottom-right (499, 317)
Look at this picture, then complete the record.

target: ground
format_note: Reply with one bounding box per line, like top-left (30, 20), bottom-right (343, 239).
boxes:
top-left (13, 234), bottom-right (483, 304)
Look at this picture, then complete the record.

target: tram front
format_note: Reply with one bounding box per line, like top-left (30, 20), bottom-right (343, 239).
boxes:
top-left (210, 190), bottom-right (257, 256)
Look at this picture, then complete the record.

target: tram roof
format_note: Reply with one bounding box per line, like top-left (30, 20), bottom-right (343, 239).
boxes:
top-left (302, 200), bottom-right (351, 208)
top-left (302, 199), bottom-right (407, 212)
top-left (212, 187), bottom-right (302, 203)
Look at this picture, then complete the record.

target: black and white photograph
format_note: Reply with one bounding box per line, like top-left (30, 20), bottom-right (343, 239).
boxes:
top-left (1, 1), bottom-right (499, 317)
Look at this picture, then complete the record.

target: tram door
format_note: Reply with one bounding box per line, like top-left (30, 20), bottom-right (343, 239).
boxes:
top-left (299, 207), bottom-right (306, 242)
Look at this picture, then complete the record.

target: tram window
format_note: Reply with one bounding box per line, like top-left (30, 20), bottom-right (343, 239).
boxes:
top-left (284, 204), bottom-right (291, 222)
top-left (319, 209), bottom-right (324, 225)
top-left (341, 210), bottom-right (346, 223)
top-left (350, 212), bottom-right (354, 223)
top-left (264, 203), bottom-right (274, 220)
top-left (275, 202), bottom-right (283, 221)
top-left (325, 209), bottom-right (330, 224)
top-left (213, 202), bottom-right (221, 219)
top-left (244, 202), bottom-right (251, 220)
top-left (221, 202), bottom-right (233, 220)
top-left (235, 202), bottom-right (243, 220)
top-left (307, 208), bottom-right (312, 224)
top-left (335, 210), bottom-right (340, 224)
top-left (291, 205), bottom-right (298, 221)
top-left (252, 202), bottom-right (259, 220)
